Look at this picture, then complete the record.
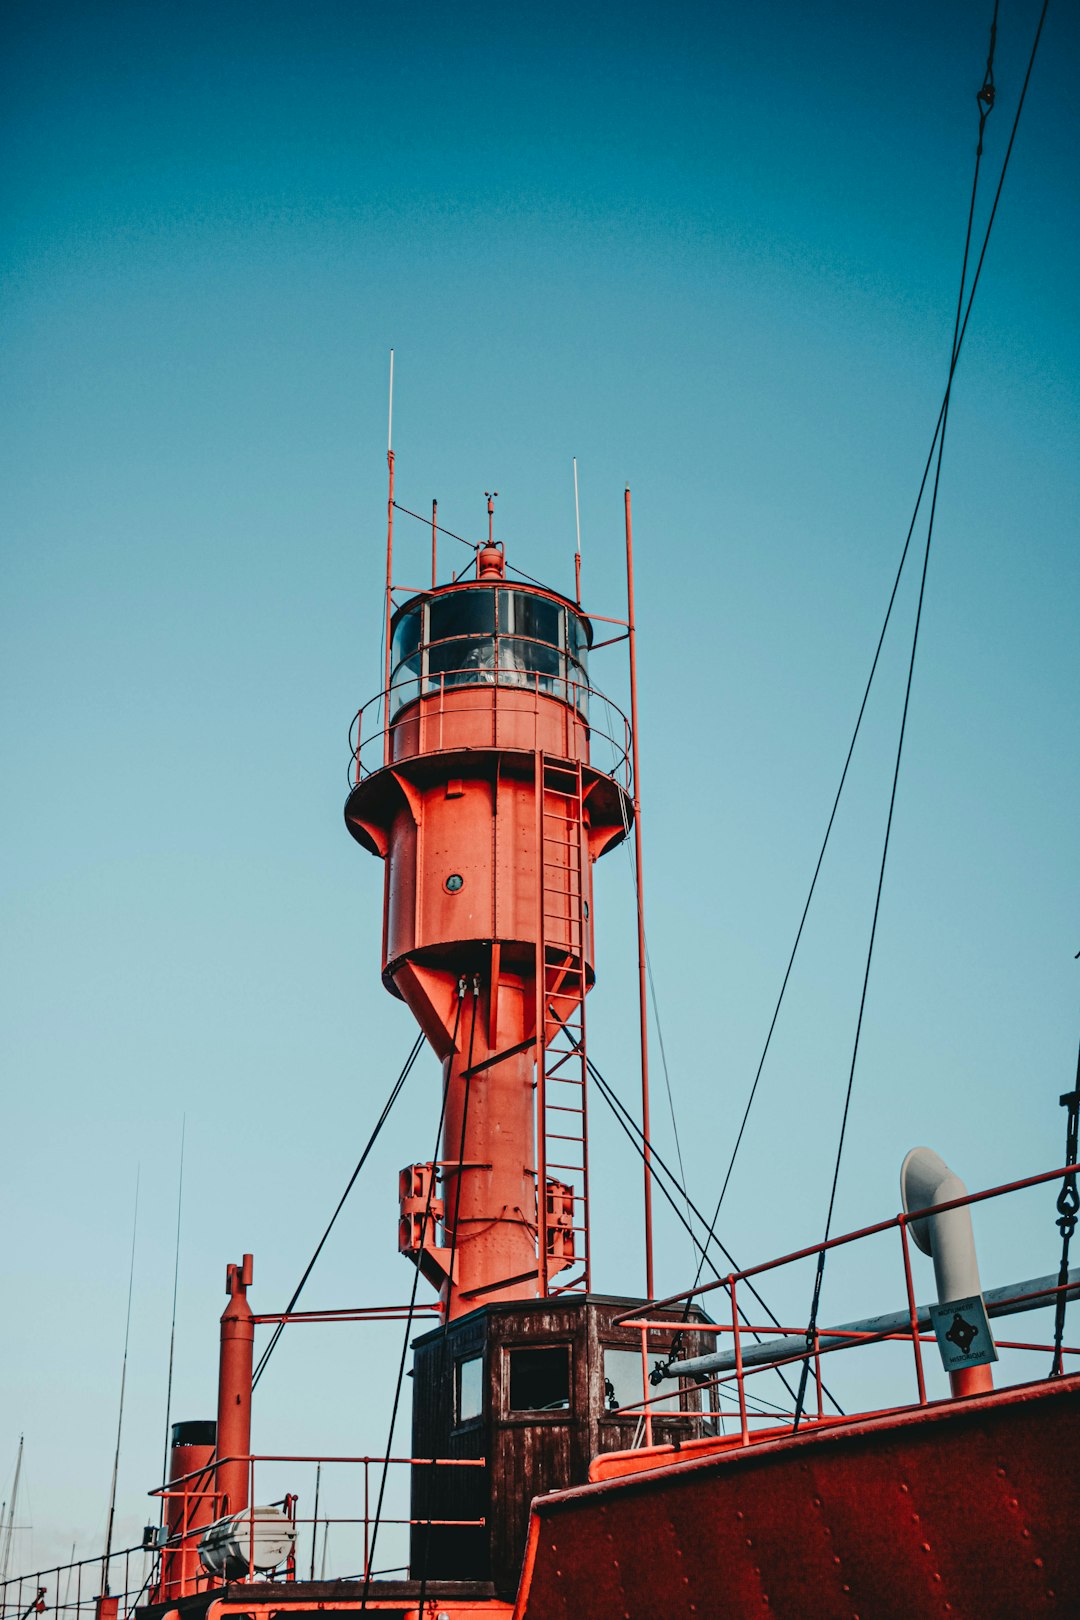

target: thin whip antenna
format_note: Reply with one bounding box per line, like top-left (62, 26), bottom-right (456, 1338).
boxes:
top-left (159, 1119), bottom-right (187, 1509)
top-left (0, 1435), bottom-right (23, 1583)
top-left (572, 458), bottom-right (582, 603)
top-left (62, 1542), bottom-right (76, 1611)
top-left (309, 1464), bottom-right (321, 1580)
top-left (102, 1168), bottom-right (140, 1596)
top-left (387, 349), bottom-right (394, 454)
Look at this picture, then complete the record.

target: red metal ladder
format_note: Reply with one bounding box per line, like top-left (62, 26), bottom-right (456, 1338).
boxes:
top-left (534, 753), bottom-right (591, 1295)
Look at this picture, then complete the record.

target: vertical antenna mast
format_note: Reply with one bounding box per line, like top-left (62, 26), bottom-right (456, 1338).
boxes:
top-left (624, 488), bottom-right (655, 1299)
top-left (383, 350), bottom-right (395, 766)
top-left (387, 347), bottom-right (394, 455)
top-left (103, 1170), bottom-right (141, 1596)
top-left (159, 1119), bottom-right (186, 1510)
top-left (573, 458), bottom-right (582, 604)
top-left (0, 1435), bottom-right (24, 1583)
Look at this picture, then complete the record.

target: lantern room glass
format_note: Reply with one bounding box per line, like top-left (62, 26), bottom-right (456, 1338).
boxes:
top-left (388, 587), bottom-right (591, 720)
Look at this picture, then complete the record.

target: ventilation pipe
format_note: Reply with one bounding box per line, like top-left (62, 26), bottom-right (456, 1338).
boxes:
top-left (216, 1255), bottom-right (254, 1516)
top-left (901, 1148), bottom-right (993, 1397)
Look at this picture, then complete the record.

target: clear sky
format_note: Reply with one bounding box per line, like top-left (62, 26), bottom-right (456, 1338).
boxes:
top-left (2, 0), bottom-right (1078, 1580)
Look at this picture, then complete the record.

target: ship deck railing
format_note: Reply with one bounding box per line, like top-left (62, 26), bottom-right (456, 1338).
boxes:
top-left (0, 1544), bottom-right (148, 1620)
top-left (150, 1451), bottom-right (486, 1606)
top-left (0, 1454), bottom-right (487, 1620)
top-left (608, 1157), bottom-right (1080, 1449)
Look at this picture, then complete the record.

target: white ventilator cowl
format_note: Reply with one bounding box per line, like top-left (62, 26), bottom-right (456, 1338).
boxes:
top-left (900, 1146), bottom-right (983, 1305)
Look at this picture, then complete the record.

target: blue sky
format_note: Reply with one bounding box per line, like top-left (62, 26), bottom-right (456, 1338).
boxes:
top-left (2, 0), bottom-right (1078, 1577)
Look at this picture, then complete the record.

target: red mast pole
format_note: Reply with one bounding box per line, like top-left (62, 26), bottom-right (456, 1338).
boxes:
top-left (624, 487), bottom-right (655, 1300)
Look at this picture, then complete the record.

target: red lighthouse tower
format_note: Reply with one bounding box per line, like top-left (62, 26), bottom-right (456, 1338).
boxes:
top-left (345, 512), bottom-right (631, 1320)
top-left (342, 477), bottom-right (711, 1596)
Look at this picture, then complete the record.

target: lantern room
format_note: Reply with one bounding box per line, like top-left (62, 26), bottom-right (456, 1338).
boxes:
top-left (388, 580), bottom-right (592, 721)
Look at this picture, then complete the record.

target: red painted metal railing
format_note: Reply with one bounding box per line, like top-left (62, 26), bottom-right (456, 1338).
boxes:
top-left (611, 1161), bottom-right (1080, 1450)
top-left (0, 1448), bottom-right (485, 1620)
top-left (151, 1451), bottom-right (486, 1604)
top-left (348, 669), bottom-right (633, 793)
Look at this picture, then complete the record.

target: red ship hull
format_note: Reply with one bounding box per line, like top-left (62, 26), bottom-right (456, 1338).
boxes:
top-left (513, 1373), bottom-right (1080, 1619)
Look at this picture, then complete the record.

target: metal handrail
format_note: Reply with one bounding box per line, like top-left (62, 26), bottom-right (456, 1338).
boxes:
top-left (610, 1161), bottom-right (1080, 1448)
top-left (347, 667), bottom-right (634, 793)
top-left (147, 1451), bottom-right (487, 1602)
top-left (616, 1160), bottom-right (1080, 1320)
top-left (0, 1546), bottom-right (147, 1620)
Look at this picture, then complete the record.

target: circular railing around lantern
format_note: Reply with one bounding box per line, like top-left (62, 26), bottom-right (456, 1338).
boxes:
top-left (347, 663), bottom-right (633, 795)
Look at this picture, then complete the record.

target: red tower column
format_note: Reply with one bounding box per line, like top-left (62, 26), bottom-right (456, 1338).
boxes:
top-left (347, 550), bottom-right (631, 1319)
top-left (215, 1255), bottom-right (254, 1517)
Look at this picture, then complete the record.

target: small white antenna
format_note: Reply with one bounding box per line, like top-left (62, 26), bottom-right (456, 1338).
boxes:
top-left (572, 457), bottom-right (582, 557)
top-left (572, 457), bottom-right (582, 603)
top-left (103, 1168), bottom-right (140, 1597)
top-left (387, 349), bottom-right (395, 454)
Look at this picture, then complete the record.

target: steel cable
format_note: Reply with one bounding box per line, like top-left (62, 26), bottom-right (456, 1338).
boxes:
top-left (361, 986), bottom-right (465, 1611)
top-left (413, 978), bottom-right (480, 1613)
top-left (692, 0), bottom-right (1048, 1312)
top-left (391, 501), bottom-right (554, 592)
top-left (791, 0), bottom-right (1049, 1431)
top-left (585, 1047), bottom-right (842, 1415)
top-left (252, 1030), bottom-right (426, 1391)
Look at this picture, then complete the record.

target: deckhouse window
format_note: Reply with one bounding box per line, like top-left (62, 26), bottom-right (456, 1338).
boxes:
top-left (603, 1347), bottom-right (680, 1415)
top-left (507, 1345), bottom-right (571, 1412)
top-left (456, 1354), bottom-right (484, 1424)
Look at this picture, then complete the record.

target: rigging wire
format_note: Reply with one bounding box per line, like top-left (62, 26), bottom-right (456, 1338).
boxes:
top-left (392, 501), bottom-right (474, 554)
top-left (691, 0), bottom-right (1047, 1305)
top-left (589, 1063), bottom-right (791, 1413)
top-left (585, 1045), bottom-right (842, 1415)
top-left (252, 1031), bottom-right (426, 1391)
top-left (102, 1168), bottom-right (140, 1597)
top-left (414, 979), bottom-right (480, 1616)
top-left (615, 786), bottom-right (697, 1272)
top-left (790, 0), bottom-right (1048, 1431)
top-left (391, 501), bottom-right (553, 592)
top-left (361, 983), bottom-right (467, 1613)
top-left (537, 990), bottom-right (838, 1409)
top-left (158, 1119), bottom-right (186, 1520)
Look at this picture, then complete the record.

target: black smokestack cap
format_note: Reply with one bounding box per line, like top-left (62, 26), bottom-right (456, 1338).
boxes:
top-left (171, 1420), bottom-right (216, 1447)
